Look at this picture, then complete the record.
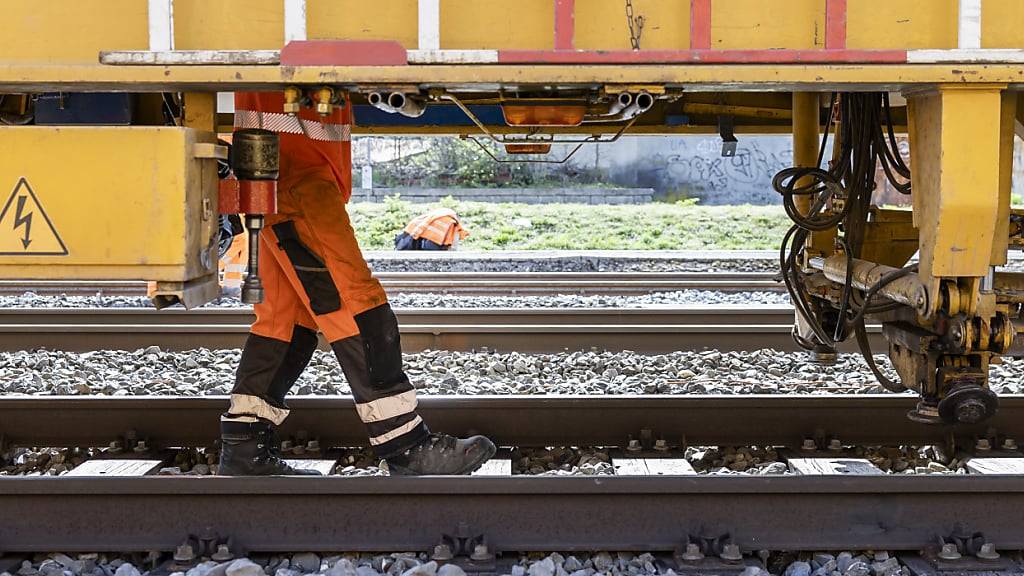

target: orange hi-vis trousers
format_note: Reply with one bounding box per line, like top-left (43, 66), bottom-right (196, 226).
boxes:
top-left (228, 171), bottom-right (429, 458)
top-left (226, 94), bottom-right (428, 459)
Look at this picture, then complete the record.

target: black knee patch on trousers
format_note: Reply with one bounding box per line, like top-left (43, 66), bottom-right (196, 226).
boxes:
top-left (330, 304), bottom-right (411, 401)
top-left (233, 327), bottom-right (317, 409)
top-left (233, 333), bottom-right (291, 409)
top-left (330, 303), bottom-right (425, 457)
top-left (353, 303), bottom-right (406, 388)
top-left (272, 220), bottom-right (341, 315)
top-left (265, 325), bottom-right (318, 406)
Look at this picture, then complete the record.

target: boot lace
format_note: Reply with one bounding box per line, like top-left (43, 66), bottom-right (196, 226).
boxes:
top-left (253, 429), bottom-right (289, 469)
top-left (421, 433), bottom-right (456, 454)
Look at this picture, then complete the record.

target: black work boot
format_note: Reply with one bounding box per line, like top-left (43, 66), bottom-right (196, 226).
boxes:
top-left (386, 433), bottom-right (496, 476)
top-left (218, 418), bottom-right (322, 476)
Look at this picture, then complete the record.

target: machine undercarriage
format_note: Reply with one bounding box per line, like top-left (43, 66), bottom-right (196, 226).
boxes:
top-left (775, 91), bottom-right (1021, 425)
top-left (3, 0), bottom-right (1024, 426)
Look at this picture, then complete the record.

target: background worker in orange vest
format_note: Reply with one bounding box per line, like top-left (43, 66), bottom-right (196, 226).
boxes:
top-left (218, 217), bottom-right (247, 297)
top-left (218, 92), bottom-right (495, 476)
top-left (394, 208), bottom-right (469, 251)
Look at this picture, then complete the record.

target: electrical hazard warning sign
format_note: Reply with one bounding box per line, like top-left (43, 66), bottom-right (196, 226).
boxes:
top-left (0, 178), bottom-right (68, 256)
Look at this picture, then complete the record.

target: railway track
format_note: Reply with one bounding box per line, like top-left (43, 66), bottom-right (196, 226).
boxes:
top-left (2, 394), bottom-right (1024, 564)
top-left (0, 306), bottom-right (885, 352)
top-left (0, 271), bottom-right (781, 297)
top-left (3, 394), bottom-right (1019, 448)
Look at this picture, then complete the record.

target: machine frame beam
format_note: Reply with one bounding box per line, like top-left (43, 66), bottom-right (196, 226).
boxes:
top-left (3, 64), bottom-right (1024, 94)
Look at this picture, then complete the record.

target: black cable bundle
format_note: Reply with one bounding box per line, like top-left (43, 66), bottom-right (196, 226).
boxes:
top-left (773, 93), bottom-right (912, 390)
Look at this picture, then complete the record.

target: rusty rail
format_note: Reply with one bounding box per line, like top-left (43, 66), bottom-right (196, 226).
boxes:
top-left (1, 395), bottom-right (1018, 449)
top-left (0, 271), bottom-right (780, 297)
top-left (0, 306), bottom-right (887, 353)
top-left (2, 395), bottom-right (1024, 555)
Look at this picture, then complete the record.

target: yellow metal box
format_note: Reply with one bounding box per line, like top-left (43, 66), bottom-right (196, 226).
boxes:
top-left (0, 126), bottom-right (219, 284)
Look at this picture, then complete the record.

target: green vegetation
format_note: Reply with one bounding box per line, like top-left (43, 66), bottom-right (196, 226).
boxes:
top-left (348, 196), bottom-right (791, 251)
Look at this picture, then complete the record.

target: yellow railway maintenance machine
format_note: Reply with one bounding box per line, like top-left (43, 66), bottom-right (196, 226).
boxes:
top-left (2, 0), bottom-right (1024, 425)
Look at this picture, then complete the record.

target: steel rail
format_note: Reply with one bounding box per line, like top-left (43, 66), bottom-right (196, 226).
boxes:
top-left (3, 395), bottom-right (1024, 554)
top-left (0, 309), bottom-right (883, 352)
top-left (0, 272), bottom-right (780, 297)
top-left (3, 475), bottom-right (1024, 554)
top-left (0, 305), bottom-right (795, 325)
top-left (1, 395), bottom-right (1018, 449)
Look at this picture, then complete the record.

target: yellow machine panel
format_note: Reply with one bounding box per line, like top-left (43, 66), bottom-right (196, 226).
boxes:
top-left (0, 126), bottom-right (219, 282)
top-left (575, 0), bottom-right (692, 50)
top-left (711, 0), bottom-right (825, 50)
top-left (309, 1), bottom-right (419, 49)
top-left (847, 0), bottom-right (958, 49)
top-left (982, 0), bottom-right (1024, 48)
top-left (440, 0), bottom-right (554, 50)
top-left (174, 0), bottom-right (285, 50)
top-left (0, 0), bottom-right (148, 64)
top-left (5, 0), bottom-right (1024, 61)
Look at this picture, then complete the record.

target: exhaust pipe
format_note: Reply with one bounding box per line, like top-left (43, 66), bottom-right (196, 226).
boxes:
top-left (585, 91), bottom-right (655, 123)
top-left (605, 92), bottom-right (633, 117)
top-left (368, 92), bottom-right (396, 114)
top-left (620, 91), bottom-right (654, 120)
top-left (387, 92), bottom-right (426, 118)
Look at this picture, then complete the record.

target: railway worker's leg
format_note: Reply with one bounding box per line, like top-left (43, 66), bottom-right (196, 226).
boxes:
top-left (263, 175), bottom-right (494, 475)
top-left (219, 243), bottom-right (322, 476)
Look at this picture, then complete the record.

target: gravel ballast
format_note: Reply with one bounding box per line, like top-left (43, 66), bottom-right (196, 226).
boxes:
top-left (1, 346), bottom-right (982, 479)
top-left (0, 550), bottom-right (919, 576)
top-left (3, 347), bottom-right (1023, 397)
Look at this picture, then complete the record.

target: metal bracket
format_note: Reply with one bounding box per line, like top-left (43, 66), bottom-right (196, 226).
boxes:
top-left (719, 115), bottom-right (738, 157)
top-left (431, 524), bottom-right (496, 573)
top-left (899, 526), bottom-right (1018, 574)
top-left (150, 273), bottom-right (220, 310)
top-left (674, 531), bottom-right (749, 573)
top-left (193, 142), bottom-right (229, 160)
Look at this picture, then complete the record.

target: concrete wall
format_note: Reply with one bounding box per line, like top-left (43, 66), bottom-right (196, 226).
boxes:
top-left (549, 136), bottom-right (793, 205)
top-left (555, 134), bottom-right (1024, 205)
top-left (354, 135), bottom-right (1024, 206)
top-left (351, 187), bottom-right (653, 205)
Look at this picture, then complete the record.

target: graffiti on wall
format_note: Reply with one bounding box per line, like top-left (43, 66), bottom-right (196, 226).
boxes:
top-left (571, 134), bottom-right (1023, 205)
top-left (643, 138), bottom-right (792, 203)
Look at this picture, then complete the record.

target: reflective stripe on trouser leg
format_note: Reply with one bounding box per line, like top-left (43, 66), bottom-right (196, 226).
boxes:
top-left (330, 303), bottom-right (429, 458)
top-left (355, 389), bottom-right (418, 422)
top-left (224, 394), bottom-right (289, 425)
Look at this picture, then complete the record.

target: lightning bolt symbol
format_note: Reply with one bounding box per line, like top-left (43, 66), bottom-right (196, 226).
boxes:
top-left (13, 195), bottom-right (32, 249)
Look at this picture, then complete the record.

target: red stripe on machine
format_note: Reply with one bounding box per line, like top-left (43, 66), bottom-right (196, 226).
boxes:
top-left (554, 0), bottom-right (575, 50)
top-left (497, 49), bottom-right (908, 64)
top-left (825, 0), bottom-right (848, 50)
top-left (690, 0), bottom-right (712, 50)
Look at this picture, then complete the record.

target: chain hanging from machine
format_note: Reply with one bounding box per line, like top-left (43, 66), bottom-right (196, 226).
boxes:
top-left (773, 93), bottom-right (912, 388)
top-left (625, 0), bottom-right (645, 50)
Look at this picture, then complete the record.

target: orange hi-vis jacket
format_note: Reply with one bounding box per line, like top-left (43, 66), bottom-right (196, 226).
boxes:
top-left (234, 91), bottom-right (352, 202)
top-left (404, 208), bottom-right (470, 247)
